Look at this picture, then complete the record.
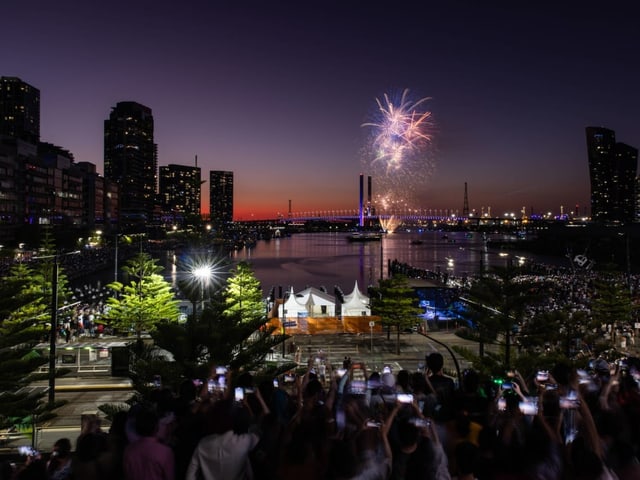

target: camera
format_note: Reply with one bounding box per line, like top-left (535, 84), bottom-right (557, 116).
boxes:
top-left (397, 393), bottom-right (414, 404)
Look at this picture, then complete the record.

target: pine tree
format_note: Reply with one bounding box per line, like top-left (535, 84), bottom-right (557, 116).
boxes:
top-left (370, 274), bottom-right (422, 355)
top-left (104, 253), bottom-right (180, 338)
top-left (223, 261), bottom-right (265, 324)
top-left (0, 261), bottom-right (58, 435)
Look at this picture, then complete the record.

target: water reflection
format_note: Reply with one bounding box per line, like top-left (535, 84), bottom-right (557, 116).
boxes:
top-left (226, 231), bottom-right (538, 292)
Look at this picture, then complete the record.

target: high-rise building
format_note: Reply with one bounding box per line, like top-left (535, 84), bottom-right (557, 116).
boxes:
top-left (586, 127), bottom-right (638, 223)
top-left (209, 170), bottom-right (233, 225)
top-left (159, 164), bottom-right (201, 225)
top-left (0, 77), bottom-right (40, 144)
top-left (104, 101), bottom-right (157, 226)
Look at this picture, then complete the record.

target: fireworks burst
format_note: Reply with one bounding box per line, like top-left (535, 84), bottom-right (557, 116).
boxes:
top-left (361, 89), bottom-right (435, 213)
top-left (362, 89), bottom-right (433, 173)
top-left (379, 215), bottom-right (401, 233)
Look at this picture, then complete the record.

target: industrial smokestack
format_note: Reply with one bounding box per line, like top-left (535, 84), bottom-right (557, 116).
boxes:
top-left (359, 174), bottom-right (364, 227)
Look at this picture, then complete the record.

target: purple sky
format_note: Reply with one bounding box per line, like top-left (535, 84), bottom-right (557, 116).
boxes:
top-left (3, 1), bottom-right (639, 219)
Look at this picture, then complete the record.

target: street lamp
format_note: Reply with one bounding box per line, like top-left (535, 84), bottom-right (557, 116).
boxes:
top-left (191, 264), bottom-right (214, 314)
top-left (34, 250), bottom-right (80, 405)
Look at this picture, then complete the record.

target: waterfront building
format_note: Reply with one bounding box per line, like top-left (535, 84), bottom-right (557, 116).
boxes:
top-left (209, 170), bottom-right (233, 225)
top-left (159, 164), bottom-right (201, 226)
top-left (0, 76), bottom-right (40, 144)
top-left (0, 76), bottom-right (107, 244)
top-left (586, 126), bottom-right (639, 223)
top-left (104, 101), bottom-right (157, 228)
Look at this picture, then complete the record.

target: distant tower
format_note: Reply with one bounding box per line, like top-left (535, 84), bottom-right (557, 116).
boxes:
top-left (462, 182), bottom-right (470, 217)
top-left (359, 174), bottom-right (364, 227)
top-left (209, 170), bottom-right (234, 224)
top-left (0, 76), bottom-right (40, 144)
top-left (586, 127), bottom-right (638, 223)
top-left (159, 164), bottom-right (201, 223)
top-left (367, 175), bottom-right (372, 216)
top-left (104, 101), bottom-right (156, 225)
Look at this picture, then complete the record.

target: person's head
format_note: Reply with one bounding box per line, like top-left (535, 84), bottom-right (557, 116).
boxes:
top-left (52, 438), bottom-right (71, 459)
top-left (397, 369), bottom-right (410, 389)
top-left (462, 369), bottom-right (479, 393)
top-left (134, 408), bottom-right (159, 438)
top-left (397, 419), bottom-right (420, 452)
top-left (426, 352), bottom-right (444, 373)
top-left (455, 441), bottom-right (479, 477)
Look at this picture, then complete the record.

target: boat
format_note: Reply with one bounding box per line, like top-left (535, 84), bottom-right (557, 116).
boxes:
top-left (347, 232), bottom-right (383, 242)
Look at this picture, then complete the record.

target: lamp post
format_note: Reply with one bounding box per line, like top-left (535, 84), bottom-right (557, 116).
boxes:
top-left (191, 264), bottom-right (214, 315)
top-left (34, 250), bottom-right (80, 406)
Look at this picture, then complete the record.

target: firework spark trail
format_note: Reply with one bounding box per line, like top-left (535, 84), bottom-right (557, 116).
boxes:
top-left (362, 89), bottom-right (433, 173)
top-left (361, 89), bottom-right (434, 213)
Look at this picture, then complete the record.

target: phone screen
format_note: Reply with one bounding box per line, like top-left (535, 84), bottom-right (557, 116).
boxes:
top-left (397, 393), bottom-right (414, 404)
top-left (234, 387), bottom-right (244, 402)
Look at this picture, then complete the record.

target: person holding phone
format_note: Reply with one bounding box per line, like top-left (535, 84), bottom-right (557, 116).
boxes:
top-left (186, 396), bottom-right (268, 480)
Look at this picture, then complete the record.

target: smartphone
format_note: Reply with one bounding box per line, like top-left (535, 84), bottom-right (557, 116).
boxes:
top-left (192, 379), bottom-right (203, 388)
top-left (560, 390), bottom-right (580, 409)
top-left (207, 378), bottom-right (216, 394)
top-left (152, 375), bottom-right (162, 389)
top-left (217, 376), bottom-right (226, 390)
top-left (234, 387), bottom-right (244, 402)
top-left (366, 420), bottom-right (381, 428)
top-left (284, 374), bottom-right (295, 383)
top-left (545, 383), bottom-right (558, 391)
top-left (397, 393), bottom-right (414, 404)
top-left (273, 378), bottom-right (279, 388)
top-left (410, 418), bottom-right (430, 428)
top-left (519, 401), bottom-right (538, 415)
top-left (19, 446), bottom-right (37, 456)
top-left (502, 381), bottom-right (513, 390)
top-left (383, 365), bottom-right (392, 374)
top-left (216, 366), bottom-right (228, 375)
top-left (536, 370), bottom-right (549, 382)
top-left (350, 380), bottom-right (366, 394)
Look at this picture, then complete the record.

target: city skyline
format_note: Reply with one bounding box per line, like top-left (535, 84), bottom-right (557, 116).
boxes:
top-left (2, 1), bottom-right (639, 220)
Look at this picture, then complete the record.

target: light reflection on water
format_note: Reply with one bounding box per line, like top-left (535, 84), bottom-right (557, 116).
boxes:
top-left (224, 231), bottom-right (564, 292)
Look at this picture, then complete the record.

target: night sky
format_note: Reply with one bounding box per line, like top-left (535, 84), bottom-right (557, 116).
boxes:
top-left (3, 1), bottom-right (639, 219)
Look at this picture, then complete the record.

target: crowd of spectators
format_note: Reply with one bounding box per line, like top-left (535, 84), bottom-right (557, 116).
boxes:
top-left (390, 259), bottom-right (639, 355)
top-left (3, 352), bottom-right (639, 480)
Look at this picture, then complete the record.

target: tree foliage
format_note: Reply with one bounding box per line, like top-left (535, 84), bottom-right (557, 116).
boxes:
top-left (590, 275), bottom-right (633, 350)
top-left (223, 261), bottom-right (265, 324)
top-left (370, 274), bottom-right (422, 355)
top-left (104, 253), bottom-right (180, 338)
top-left (461, 267), bottom-right (545, 369)
top-left (151, 261), bottom-right (283, 389)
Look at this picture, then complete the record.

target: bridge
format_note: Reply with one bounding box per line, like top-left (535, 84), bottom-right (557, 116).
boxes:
top-left (272, 211), bottom-right (531, 227)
